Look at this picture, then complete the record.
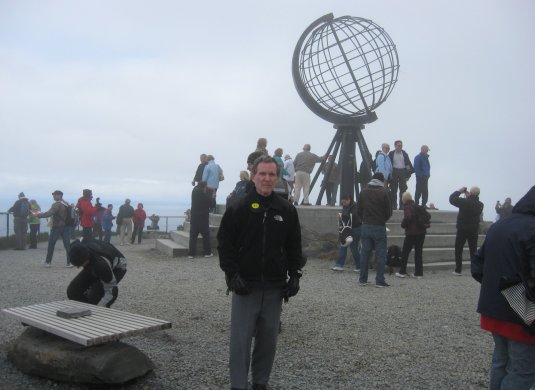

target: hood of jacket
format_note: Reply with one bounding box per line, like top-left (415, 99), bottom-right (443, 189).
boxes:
top-left (512, 186), bottom-right (535, 216)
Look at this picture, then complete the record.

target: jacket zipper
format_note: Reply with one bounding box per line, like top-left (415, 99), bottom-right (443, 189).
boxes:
top-left (261, 210), bottom-right (267, 283)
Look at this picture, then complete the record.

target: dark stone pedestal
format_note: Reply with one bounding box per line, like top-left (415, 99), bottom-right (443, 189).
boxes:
top-left (7, 327), bottom-right (154, 384)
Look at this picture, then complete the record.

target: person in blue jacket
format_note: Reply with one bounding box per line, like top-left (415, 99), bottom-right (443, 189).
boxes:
top-left (101, 204), bottom-right (115, 243)
top-left (414, 145), bottom-right (431, 207)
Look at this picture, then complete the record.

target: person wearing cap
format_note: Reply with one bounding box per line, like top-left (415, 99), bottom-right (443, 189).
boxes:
top-left (414, 145), bottom-right (431, 208)
top-left (35, 190), bottom-right (73, 267)
top-left (117, 198), bottom-right (135, 245)
top-left (357, 172), bottom-right (393, 287)
top-left (67, 239), bottom-right (127, 307)
top-left (76, 189), bottom-right (97, 240)
top-left (8, 192), bottom-right (31, 250)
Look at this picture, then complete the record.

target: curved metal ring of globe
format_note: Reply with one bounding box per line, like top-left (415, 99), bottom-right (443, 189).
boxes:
top-left (292, 13), bottom-right (399, 125)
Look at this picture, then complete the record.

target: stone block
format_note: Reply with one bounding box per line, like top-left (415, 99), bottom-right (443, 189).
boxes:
top-left (8, 327), bottom-right (154, 384)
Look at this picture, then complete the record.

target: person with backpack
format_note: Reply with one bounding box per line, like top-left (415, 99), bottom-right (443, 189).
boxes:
top-left (35, 190), bottom-right (73, 267)
top-left (8, 192), bottom-right (31, 250)
top-left (67, 239), bottom-right (127, 308)
top-left (226, 171), bottom-right (250, 208)
top-left (395, 191), bottom-right (430, 279)
top-left (332, 194), bottom-right (362, 272)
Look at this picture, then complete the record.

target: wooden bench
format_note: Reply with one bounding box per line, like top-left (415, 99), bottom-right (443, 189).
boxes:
top-left (2, 300), bottom-right (172, 347)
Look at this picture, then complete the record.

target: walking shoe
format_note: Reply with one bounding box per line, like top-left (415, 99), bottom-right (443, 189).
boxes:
top-left (187, 255), bottom-right (194, 259)
top-left (204, 253), bottom-right (214, 258)
top-left (395, 272), bottom-right (407, 278)
top-left (375, 281), bottom-right (390, 288)
top-left (452, 271), bottom-right (462, 276)
top-left (358, 281), bottom-right (368, 286)
top-left (331, 266), bottom-right (344, 272)
top-left (353, 268), bottom-right (360, 273)
top-left (43, 262), bottom-right (51, 268)
top-left (412, 274), bottom-right (423, 279)
top-left (66, 264), bottom-right (74, 268)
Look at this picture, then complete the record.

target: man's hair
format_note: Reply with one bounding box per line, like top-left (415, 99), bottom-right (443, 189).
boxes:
top-left (303, 144), bottom-right (311, 151)
top-left (251, 155), bottom-right (280, 176)
top-left (341, 194), bottom-right (352, 201)
top-left (247, 151), bottom-right (264, 165)
top-left (69, 242), bottom-right (90, 267)
top-left (402, 191), bottom-right (413, 204)
top-left (372, 172), bottom-right (385, 181)
top-left (394, 140), bottom-right (402, 147)
top-left (470, 186), bottom-right (480, 196)
top-left (256, 137), bottom-right (267, 148)
top-left (274, 148), bottom-right (283, 157)
top-left (239, 171), bottom-right (250, 181)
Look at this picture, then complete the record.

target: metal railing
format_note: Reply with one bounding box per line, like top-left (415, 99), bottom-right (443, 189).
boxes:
top-left (0, 212), bottom-right (185, 237)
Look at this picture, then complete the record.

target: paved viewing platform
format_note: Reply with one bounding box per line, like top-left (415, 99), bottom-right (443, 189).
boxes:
top-left (0, 236), bottom-right (493, 389)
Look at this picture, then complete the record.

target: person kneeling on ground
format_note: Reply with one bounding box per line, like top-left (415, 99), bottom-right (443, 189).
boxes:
top-left (67, 239), bottom-right (127, 308)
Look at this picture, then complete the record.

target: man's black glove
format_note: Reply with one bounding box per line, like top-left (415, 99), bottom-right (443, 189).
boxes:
top-left (229, 273), bottom-right (251, 295)
top-left (283, 273), bottom-right (301, 302)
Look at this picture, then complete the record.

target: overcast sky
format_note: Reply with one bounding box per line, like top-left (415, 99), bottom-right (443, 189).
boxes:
top-left (1, 0), bottom-right (534, 220)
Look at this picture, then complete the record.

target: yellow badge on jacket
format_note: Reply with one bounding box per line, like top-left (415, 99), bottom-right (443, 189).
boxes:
top-left (251, 202), bottom-right (260, 209)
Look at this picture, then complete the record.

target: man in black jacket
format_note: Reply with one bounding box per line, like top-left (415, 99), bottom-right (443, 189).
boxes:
top-left (67, 239), bottom-right (127, 308)
top-left (449, 186), bottom-right (484, 275)
top-left (188, 181), bottom-right (213, 258)
top-left (471, 186), bottom-right (535, 389)
top-left (357, 173), bottom-right (393, 287)
top-left (218, 156), bottom-right (304, 390)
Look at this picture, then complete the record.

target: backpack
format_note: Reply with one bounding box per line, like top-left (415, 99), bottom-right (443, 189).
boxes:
top-left (63, 204), bottom-right (77, 227)
top-left (19, 200), bottom-right (30, 218)
top-left (338, 213), bottom-right (353, 247)
top-left (386, 245), bottom-right (402, 267)
top-left (414, 205), bottom-right (431, 229)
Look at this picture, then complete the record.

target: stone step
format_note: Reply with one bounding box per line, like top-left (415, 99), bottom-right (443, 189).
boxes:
top-left (182, 222), bottom-right (219, 236)
top-left (170, 230), bottom-right (218, 254)
top-left (386, 222), bottom-right (457, 235)
top-left (155, 239), bottom-right (188, 257)
top-left (386, 234), bottom-right (485, 248)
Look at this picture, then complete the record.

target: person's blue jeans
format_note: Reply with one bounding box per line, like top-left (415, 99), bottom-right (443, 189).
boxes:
top-left (490, 333), bottom-right (535, 390)
top-left (359, 224), bottom-right (387, 284)
top-left (45, 226), bottom-right (71, 265)
top-left (334, 226), bottom-right (361, 269)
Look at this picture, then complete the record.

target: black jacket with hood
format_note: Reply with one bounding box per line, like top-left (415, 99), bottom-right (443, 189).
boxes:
top-left (471, 186), bottom-right (535, 328)
top-left (217, 188), bottom-right (303, 287)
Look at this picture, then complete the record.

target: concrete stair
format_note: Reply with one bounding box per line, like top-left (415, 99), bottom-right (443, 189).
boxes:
top-left (155, 222), bottom-right (219, 258)
top-left (155, 205), bottom-right (489, 272)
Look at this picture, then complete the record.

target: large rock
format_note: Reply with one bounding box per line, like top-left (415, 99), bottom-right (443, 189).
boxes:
top-left (7, 327), bottom-right (154, 384)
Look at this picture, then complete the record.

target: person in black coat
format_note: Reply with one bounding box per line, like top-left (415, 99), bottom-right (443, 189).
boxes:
top-left (471, 186), bottom-right (535, 389)
top-left (449, 186), bottom-right (484, 275)
top-left (188, 181), bottom-right (213, 258)
top-left (67, 239), bottom-right (127, 308)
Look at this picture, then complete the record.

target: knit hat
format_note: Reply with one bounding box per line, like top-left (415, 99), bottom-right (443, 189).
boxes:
top-left (18, 192), bottom-right (25, 198)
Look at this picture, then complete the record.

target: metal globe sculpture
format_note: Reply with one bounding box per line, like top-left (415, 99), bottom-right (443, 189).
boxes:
top-left (292, 13), bottom-right (400, 202)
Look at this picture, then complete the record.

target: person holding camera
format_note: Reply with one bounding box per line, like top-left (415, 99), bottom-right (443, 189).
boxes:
top-left (495, 197), bottom-right (513, 221)
top-left (449, 186), bottom-right (484, 275)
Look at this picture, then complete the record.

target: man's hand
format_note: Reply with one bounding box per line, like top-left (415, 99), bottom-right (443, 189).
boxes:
top-left (229, 273), bottom-right (251, 295)
top-left (459, 187), bottom-right (467, 193)
top-left (283, 274), bottom-right (301, 302)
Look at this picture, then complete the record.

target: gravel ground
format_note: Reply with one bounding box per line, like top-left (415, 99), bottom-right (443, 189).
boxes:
top-left (0, 238), bottom-right (493, 389)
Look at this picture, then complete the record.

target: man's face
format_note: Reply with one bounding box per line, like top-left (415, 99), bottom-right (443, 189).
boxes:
top-left (341, 198), bottom-right (351, 206)
top-left (395, 142), bottom-right (402, 151)
top-left (53, 194), bottom-right (61, 201)
top-left (252, 162), bottom-right (278, 196)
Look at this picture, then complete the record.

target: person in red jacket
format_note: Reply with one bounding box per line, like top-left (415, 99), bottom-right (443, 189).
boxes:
top-left (131, 203), bottom-right (147, 244)
top-left (76, 189), bottom-right (97, 240)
